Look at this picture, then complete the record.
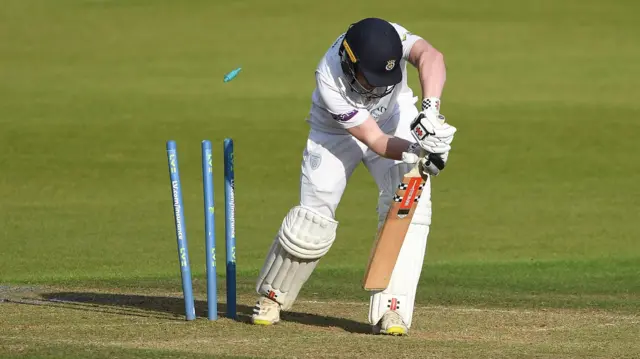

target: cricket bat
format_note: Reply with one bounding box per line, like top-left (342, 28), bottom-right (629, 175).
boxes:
top-left (362, 164), bottom-right (426, 291)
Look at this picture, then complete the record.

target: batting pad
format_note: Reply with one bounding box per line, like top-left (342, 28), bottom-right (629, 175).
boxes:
top-left (256, 205), bottom-right (338, 310)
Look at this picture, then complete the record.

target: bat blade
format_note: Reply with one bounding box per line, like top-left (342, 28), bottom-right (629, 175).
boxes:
top-left (362, 166), bottom-right (425, 291)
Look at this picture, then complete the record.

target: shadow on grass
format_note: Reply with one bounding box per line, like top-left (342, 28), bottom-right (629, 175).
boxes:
top-left (38, 292), bottom-right (371, 334)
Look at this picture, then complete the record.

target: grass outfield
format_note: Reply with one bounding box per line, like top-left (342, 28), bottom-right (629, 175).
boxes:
top-left (1, 0), bottom-right (639, 358)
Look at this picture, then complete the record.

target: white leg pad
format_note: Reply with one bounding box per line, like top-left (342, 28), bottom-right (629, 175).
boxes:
top-left (370, 164), bottom-right (432, 328)
top-left (256, 205), bottom-right (338, 310)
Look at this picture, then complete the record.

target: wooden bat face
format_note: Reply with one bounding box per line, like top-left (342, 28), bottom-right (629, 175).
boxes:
top-left (363, 167), bottom-right (425, 291)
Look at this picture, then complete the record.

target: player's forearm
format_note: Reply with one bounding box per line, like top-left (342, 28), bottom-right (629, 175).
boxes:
top-left (370, 135), bottom-right (413, 161)
top-left (346, 117), bottom-right (413, 160)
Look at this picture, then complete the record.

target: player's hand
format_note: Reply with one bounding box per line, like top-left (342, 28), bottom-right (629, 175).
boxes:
top-left (419, 152), bottom-right (447, 177)
top-left (401, 147), bottom-right (447, 177)
top-left (409, 111), bottom-right (456, 154)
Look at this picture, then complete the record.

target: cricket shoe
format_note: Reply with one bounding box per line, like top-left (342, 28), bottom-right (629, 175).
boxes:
top-left (251, 296), bottom-right (281, 325)
top-left (374, 310), bottom-right (408, 336)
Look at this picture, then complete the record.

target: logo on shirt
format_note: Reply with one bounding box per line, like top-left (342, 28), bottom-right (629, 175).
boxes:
top-left (385, 60), bottom-right (396, 71)
top-left (332, 109), bottom-right (358, 122)
top-left (371, 106), bottom-right (387, 119)
top-left (309, 153), bottom-right (322, 170)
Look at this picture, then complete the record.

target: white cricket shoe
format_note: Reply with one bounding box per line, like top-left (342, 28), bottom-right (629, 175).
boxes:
top-left (251, 296), bottom-right (281, 325)
top-left (374, 310), bottom-right (408, 336)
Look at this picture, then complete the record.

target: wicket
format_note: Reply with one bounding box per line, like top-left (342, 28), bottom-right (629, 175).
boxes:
top-left (223, 138), bottom-right (237, 319)
top-left (202, 140), bottom-right (217, 321)
top-left (165, 139), bottom-right (237, 321)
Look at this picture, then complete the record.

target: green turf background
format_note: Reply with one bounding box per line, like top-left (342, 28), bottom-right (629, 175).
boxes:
top-left (1, 0), bottom-right (638, 311)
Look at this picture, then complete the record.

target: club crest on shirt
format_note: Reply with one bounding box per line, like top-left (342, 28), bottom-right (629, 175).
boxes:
top-left (385, 60), bottom-right (396, 71)
top-left (309, 152), bottom-right (322, 170)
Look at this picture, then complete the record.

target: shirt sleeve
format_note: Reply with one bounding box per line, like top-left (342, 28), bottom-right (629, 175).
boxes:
top-left (391, 23), bottom-right (423, 60)
top-left (315, 71), bottom-right (370, 129)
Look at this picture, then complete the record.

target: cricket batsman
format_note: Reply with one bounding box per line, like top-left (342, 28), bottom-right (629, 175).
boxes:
top-left (251, 17), bottom-right (457, 335)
